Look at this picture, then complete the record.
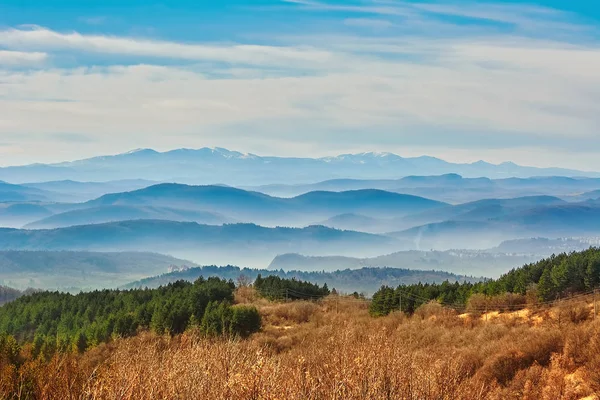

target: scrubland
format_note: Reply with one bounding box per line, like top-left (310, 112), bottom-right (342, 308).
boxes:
top-left (1, 289), bottom-right (600, 400)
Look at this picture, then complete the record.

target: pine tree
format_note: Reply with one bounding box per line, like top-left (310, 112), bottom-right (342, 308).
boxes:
top-left (538, 267), bottom-right (555, 301)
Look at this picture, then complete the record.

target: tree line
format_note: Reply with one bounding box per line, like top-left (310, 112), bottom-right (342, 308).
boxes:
top-left (370, 247), bottom-right (600, 316)
top-left (254, 275), bottom-right (330, 300)
top-left (0, 277), bottom-right (261, 358)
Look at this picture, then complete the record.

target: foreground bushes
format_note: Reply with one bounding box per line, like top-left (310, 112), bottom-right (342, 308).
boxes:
top-left (0, 297), bottom-right (599, 399)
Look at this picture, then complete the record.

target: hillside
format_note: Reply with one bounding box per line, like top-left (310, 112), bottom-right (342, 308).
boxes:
top-left (123, 265), bottom-right (477, 295)
top-left (0, 250), bottom-right (196, 290)
top-left (371, 247), bottom-right (600, 316)
top-left (0, 221), bottom-right (399, 267)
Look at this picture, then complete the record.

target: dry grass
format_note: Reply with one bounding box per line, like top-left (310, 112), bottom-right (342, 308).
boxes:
top-left (2, 292), bottom-right (600, 399)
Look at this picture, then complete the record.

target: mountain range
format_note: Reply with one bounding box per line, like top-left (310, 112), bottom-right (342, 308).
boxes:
top-left (0, 221), bottom-right (400, 267)
top-left (0, 148), bottom-right (597, 185)
top-left (24, 184), bottom-right (446, 228)
top-left (250, 174), bottom-right (600, 203)
top-left (122, 265), bottom-right (480, 295)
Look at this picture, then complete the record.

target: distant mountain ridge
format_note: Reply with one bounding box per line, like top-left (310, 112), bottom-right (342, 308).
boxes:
top-left (0, 250), bottom-right (197, 290)
top-left (250, 174), bottom-right (600, 203)
top-left (268, 250), bottom-right (541, 277)
top-left (29, 184), bottom-right (445, 228)
top-left (122, 264), bottom-right (480, 295)
top-left (0, 220), bottom-right (400, 267)
top-left (0, 148), bottom-right (596, 184)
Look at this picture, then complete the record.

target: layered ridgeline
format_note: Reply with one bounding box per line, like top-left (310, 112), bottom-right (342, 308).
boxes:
top-left (0, 148), bottom-right (595, 184)
top-left (0, 222), bottom-right (399, 267)
top-left (0, 251), bottom-right (198, 290)
top-left (0, 277), bottom-right (261, 356)
top-left (7, 183), bottom-right (600, 254)
top-left (370, 247), bottom-right (600, 316)
top-left (252, 174), bottom-right (600, 202)
top-left (25, 184), bottom-right (446, 229)
top-left (123, 265), bottom-right (478, 295)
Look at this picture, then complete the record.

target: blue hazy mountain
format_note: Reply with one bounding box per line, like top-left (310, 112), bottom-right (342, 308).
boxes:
top-left (22, 179), bottom-right (156, 202)
top-left (399, 196), bottom-right (568, 228)
top-left (0, 148), bottom-right (596, 185)
top-left (0, 220), bottom-right (400, 267)
top-left (314, 196), bottom-right (570, 234)
top-left (318, 213), bottom-right (390, 233)
top-left (0, 181), bottom-right (54, 202)
top-left (26, 184), bottom-right (445, 227)
top-left (251, 174), bottom-right (600, 203)
top-left (25, 205), bottom-right (231, 229)
top-left (391, 202), bottom-right (600, 250)
top-left (0, 203), bottom-right (54, 228)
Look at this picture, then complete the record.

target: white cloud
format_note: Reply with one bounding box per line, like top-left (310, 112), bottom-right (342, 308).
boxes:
top-left (0, 50), bottom-right (47, 66)
top-left (0, 27), bottom-right (337, 69)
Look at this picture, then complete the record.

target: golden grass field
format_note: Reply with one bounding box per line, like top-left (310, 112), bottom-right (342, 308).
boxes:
top-left (2, 287), bottom-right (600, 399)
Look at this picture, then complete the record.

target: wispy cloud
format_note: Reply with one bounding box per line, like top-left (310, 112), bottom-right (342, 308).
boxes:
top-left (0, 27), bottom-right (337, 70)
top-left (0, 50), bottom-right (47, 66)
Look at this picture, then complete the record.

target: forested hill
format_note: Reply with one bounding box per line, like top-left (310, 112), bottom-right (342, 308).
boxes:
top-left (123, 265), bottom-right (479, 295)
top-left (0, 278), bottom-right (261, 356)
top-left (370, 247), bottom-right (600, 316)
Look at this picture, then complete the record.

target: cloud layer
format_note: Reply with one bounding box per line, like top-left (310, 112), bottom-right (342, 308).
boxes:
top-left (0, 0), bottom-right (599, 168)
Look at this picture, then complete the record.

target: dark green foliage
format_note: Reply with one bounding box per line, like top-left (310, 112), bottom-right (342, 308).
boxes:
top-left (230, 306), bottom-right (262, 338)
top-left (0, 276), bottom-right (259, 357)
top-left (370, 247), bottom-right (600, 316)
top-left (254, 275), bottom-right (330, 300)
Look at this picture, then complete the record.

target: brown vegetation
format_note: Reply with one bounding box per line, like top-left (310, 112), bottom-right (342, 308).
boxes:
top-left (2, 291), bottom-right (600, 399)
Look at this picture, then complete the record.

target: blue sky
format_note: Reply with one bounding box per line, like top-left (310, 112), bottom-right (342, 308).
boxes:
top-left (0, 0), bottom-right (599, 168)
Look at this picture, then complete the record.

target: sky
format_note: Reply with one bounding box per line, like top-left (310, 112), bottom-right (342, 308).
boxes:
top-left (0, 0), bottom-right (599, 169)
